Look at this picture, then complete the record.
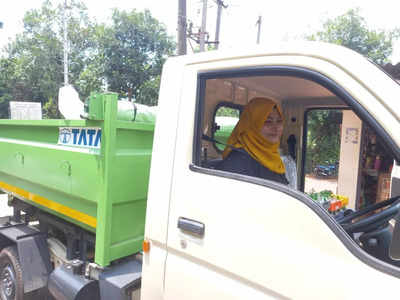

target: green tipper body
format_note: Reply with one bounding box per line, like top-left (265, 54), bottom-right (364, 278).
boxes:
top-left (214, 124), bottom-right (235, 151)
top-left (0, 93), bottom-right (154, 267)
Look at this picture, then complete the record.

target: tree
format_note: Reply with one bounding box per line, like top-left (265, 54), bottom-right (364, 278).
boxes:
top-left (7, 3), bottom-right (64, 104)
top-left (0, 1), bottom-right (175, 119)
top-left (304, 10), bottom-right (399, 173)
top-left (307, 8), bottom-right (399, 64)
top-left (0, 58), bottom-right (14, 118)
top-left (305, 110), bottom-right (342, 174)
top-left (102, 9), bottom-right (175, 104)
top-left (0, 0), bottom-right (101, 118)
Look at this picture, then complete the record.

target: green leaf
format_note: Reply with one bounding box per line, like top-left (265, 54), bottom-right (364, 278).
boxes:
top-left (306, 8), bottom-right (398, 64)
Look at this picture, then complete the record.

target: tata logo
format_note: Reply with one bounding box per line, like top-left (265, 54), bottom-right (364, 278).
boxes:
top-left (58, 127), bottom-right (101, 148)
top-left (60, 128), bottom-right (72, 143)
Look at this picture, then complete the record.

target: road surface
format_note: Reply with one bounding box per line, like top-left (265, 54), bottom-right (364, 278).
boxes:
top-left (304, 174), bottom-right (338, 194)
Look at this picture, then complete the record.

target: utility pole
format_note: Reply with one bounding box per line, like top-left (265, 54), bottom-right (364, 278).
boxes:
top-left (199, 0), bottom-right (208, 52)
top-left (187, 0), bottom-right (225, 52)
top-left (214, 0), bottom-right (227, 50)
top-left (256, 15), bottom-right (262, 44)
top-left (63, 0), bottom-right (69, 86)
top-left (177, 0), bottom-right (187, 55)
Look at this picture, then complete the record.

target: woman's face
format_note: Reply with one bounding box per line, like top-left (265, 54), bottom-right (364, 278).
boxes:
top-left (260, 107), bottom-right (283, 143)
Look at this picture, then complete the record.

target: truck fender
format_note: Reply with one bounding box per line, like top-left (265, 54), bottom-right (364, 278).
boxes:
top-left (0, 223), bottom-right (52, 293)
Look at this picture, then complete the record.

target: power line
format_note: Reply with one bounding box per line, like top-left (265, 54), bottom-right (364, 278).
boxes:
top-left (213, 0), bottom-right (228, 9)
top-left (187, 0), bottom-right (228, 51)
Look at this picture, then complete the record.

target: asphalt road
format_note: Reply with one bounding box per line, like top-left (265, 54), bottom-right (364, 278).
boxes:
top-left (0, 193), bottom-right (13, 217)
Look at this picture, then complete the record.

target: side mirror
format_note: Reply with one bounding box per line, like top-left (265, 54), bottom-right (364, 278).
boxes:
top-left (389, 211), bottom-right (400, 260)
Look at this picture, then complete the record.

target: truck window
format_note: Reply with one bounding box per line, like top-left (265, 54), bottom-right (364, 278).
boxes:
top-left (193, 66), bottom-right (400, 270)
top-left (303, 109), bottom-right (343, 196)
top-left (212, 104), bottom-right (241, 152)
top-left (303, 108), bottom-right (396, 213)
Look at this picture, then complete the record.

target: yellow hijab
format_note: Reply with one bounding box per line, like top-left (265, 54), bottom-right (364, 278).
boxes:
top-left (222, 97), bottom-right (285, 174)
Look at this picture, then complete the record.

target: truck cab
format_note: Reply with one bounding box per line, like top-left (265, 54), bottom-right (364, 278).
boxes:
top-left (142, 42), bottom-right (400, 299)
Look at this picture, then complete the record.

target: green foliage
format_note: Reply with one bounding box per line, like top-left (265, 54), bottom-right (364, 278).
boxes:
top-left (43, 97), bottom-right (62, 119)
top-left (135, 75), bottom-right (161, 106)
top-left (307, 8), bottom-right (400, 64)
top-left (101, 9), bottom-right (175, 102)
top-left (305, 110), bottom-right (342, 174)
top-left (0, 0), bottom-right (96, 118)
top-left (307, 190), bottom-right (333, 201)
top-left (0, 1), bottom-right (175, 118)
top-left (0, 58), bottom-right (14, 118)
top-left (215, 106), bottom-right (240, 117)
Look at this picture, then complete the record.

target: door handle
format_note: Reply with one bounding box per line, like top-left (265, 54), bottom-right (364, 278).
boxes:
top-left (178, 217), bottom-right (205, 237)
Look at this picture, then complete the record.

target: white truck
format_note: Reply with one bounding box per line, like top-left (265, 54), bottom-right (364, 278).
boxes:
top-left (141, 42), bottom-right (400, 300)
top-left (2, 42), bottom-right (400, 299)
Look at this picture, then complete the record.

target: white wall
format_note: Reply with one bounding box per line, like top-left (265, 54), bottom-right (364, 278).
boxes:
top-left (337, 111), bottom-right (363, 210)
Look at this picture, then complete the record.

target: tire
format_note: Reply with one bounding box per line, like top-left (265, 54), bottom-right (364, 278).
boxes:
top-left (0, 246), bottom-right (24, 300)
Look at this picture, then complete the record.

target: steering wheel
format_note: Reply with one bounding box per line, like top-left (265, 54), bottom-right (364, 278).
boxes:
top-left (337, 196), bottom-right (400, 234)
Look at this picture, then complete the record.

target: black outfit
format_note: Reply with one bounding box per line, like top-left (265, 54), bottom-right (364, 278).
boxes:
top-left (216, 149), bottom-right (288, 185)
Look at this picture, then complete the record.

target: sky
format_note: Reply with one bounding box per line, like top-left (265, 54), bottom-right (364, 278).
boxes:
top-left (1, 0), bottom-right (400, 63)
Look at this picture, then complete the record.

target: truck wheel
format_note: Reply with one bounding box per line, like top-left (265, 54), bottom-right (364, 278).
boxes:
top-left (0, 246), bottom-right (24, 300)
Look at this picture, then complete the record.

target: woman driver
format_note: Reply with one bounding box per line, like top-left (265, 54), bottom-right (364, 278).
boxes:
top-left (216, 97), bottom-right (288, 185)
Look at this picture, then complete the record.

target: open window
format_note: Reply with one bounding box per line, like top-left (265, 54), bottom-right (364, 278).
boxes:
top-left (211, 102), bottom-right (241, 152)
top-left (193, 66), bottom-right (400, 270)
top-left (303, 108), bottom-right (396, 212)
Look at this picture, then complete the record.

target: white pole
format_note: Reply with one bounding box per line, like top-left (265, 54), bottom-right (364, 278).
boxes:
top-left (256, 16), bottom-right (262, 44)
top-left (215, 1), bottom-right (222, 49)
top-left (199, 0), bottom-right (207, 52)
top-left (177, 0), bottom-right (187, 55)
top-left (63, 0), bottom-right (69, 86)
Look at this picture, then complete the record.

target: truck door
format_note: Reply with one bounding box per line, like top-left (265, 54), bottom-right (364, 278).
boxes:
top-left (163, 50), bottom-right (400, 299)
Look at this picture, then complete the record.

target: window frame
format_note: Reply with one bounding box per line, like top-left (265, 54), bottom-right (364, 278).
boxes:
top-left (211, 101), bottom-right (243, 153)
top-left (193, 66), bottom-right (400, 165)
top-left (191, 65), bottom-right (400, 278)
